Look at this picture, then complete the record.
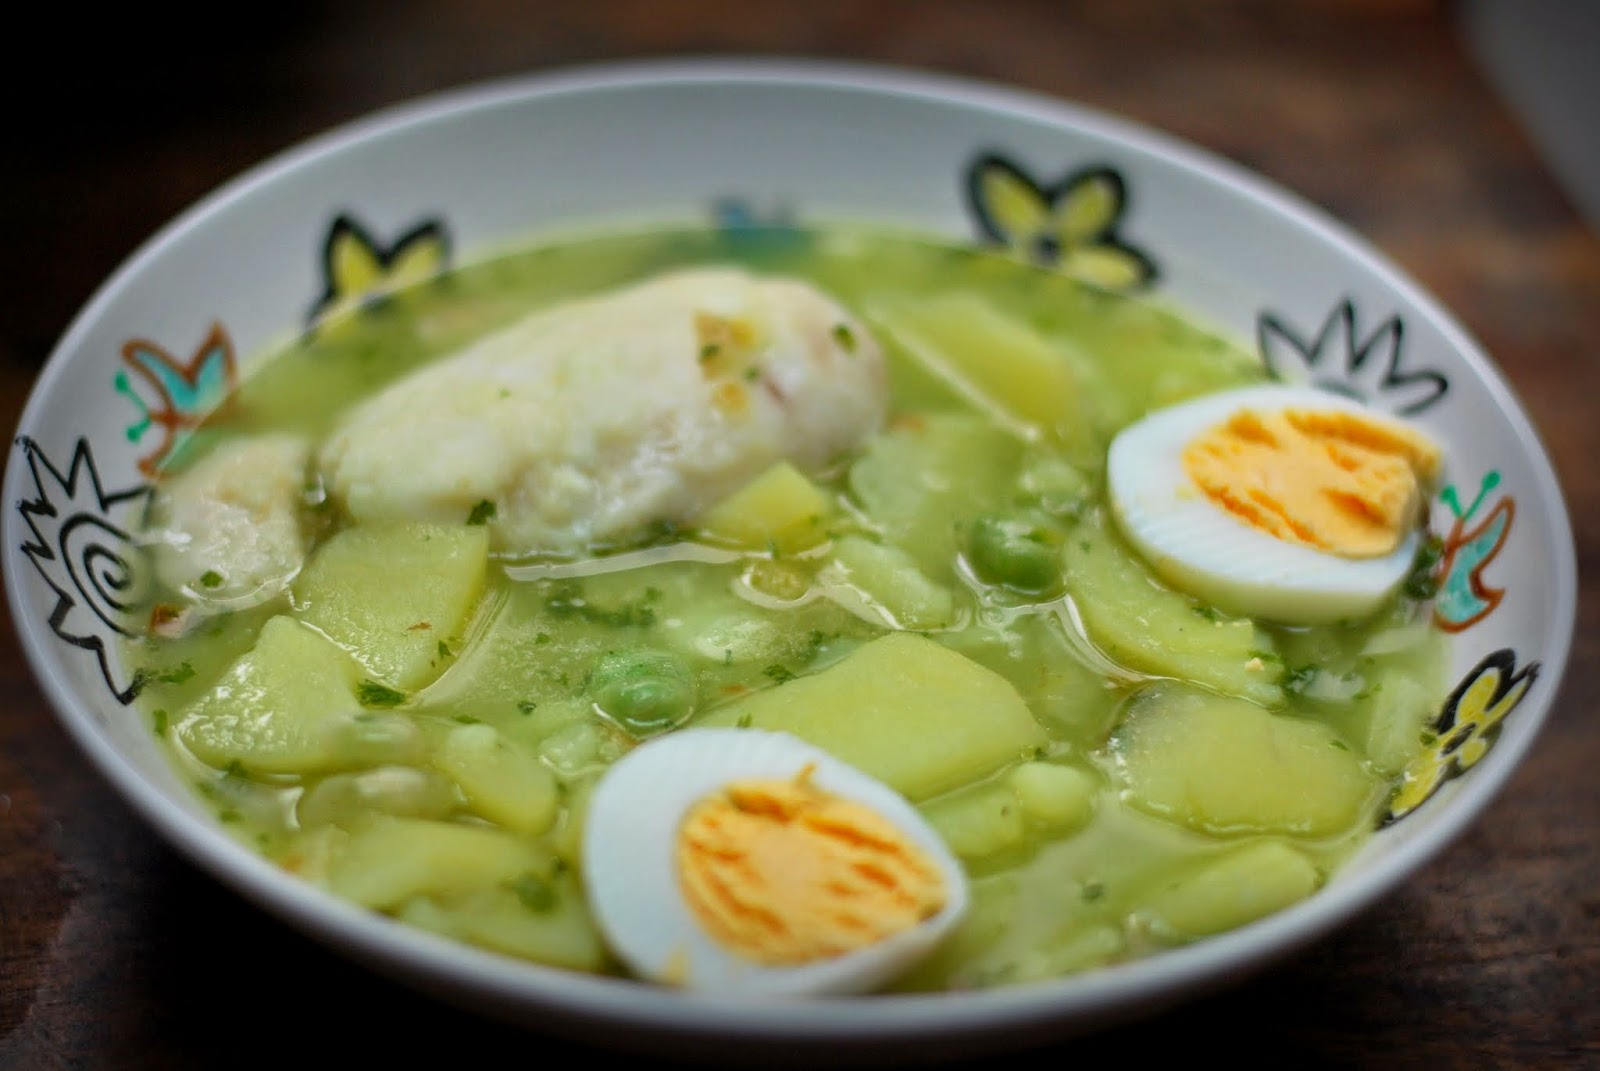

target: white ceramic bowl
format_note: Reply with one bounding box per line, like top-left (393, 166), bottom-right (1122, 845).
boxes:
top-left (3, 58), bottom-right (1576, 1064)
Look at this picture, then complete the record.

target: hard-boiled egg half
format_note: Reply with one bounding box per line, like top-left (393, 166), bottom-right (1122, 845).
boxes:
top-left (1106, 384), bottom-right (1443, 625)
top-left (581, 727), bottom-right (968, 997)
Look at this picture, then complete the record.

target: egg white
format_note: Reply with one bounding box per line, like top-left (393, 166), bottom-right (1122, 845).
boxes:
top-left (581, 727), bottom-right (968, 997)
top-left (1106, 384), bottom-right (1437, 626)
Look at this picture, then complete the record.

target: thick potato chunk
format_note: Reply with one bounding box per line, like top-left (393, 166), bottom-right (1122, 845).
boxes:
top-left (847, 412), bottom-right (1022, 581)
top-left (1109, 682), bottom-right (1380, 837)
top-left (398, 872), bottom-right (608, 971)
top-left (818, 535), bottom-right (956, 630)
top-left (871, 292), bottom-right (1099, 462)
top-left (1140, 841), bottom-right (1320, 940)
top-left (1064, 511), bottom-right (1284, 707)
top-left (175, 614), bottom-right (365, 774)
top-left (694, 460), bottom-right (834, 554)
top-left (698, 632), bottom-right (1047, 801)
top-left (324, 815), bottom-right (556, 910)
top-left (292, 521), bottom-right (489, 691)
top-left (435, 723), bottom-right (561, 836)
top-left (921, 761), bottom-right (1096, 862)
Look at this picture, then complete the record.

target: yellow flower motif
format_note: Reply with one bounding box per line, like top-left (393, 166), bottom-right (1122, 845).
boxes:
top-left (967, 154), bottom-right (1156, 291)
top-left (1385, 650), bottom-right (1539, 824)
top-left (306, 214), bottom-right (450, 335)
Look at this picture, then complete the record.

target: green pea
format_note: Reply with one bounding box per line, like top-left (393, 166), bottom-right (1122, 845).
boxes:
top-left (588, 649), bottom-right (696, 735)
top-left (966, 513), bottom-right (1063, 595)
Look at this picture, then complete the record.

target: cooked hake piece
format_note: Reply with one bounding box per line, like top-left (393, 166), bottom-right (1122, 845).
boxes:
top-left (148, 433), bottom-right (312, 609)
top-left (319, 267), bottom-right (887, 555)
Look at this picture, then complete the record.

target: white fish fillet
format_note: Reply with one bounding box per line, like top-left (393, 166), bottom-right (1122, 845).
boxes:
top-left (148, 433), bottom-right (312, 610)
top-left (319, 267), bottom-right (888, 555)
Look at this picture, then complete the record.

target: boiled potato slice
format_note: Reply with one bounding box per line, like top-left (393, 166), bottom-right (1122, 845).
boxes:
top-left (293, 520), bottom-right (489, 691)
top-left (818, 534), bottom-right (956, 630)
top-left (920, 780), bottom-right (1026, 862)
top-left (175, 614), bottom-right (365, 774)
top-left (847, 412), bottom-right (1021, 580)
top-left (399, 872), bottom-right (608, 971)
top-left (921, 761), bottom-right (1096, 862)
top-left (1007, 761), bottom-right (1097, 832)
top-left (324, 815), bottom-right (555, 910)
top-left (1110, 682), bottom-right (1380, 837)
top-left (870, 292), bottom-right (1100, 463)
top-left (435, 722), bottom-right (561, 836)
top-left (1140, 841), bottom-right (1320, 940)
top-left (1064, 511), bottom-right (1283, 707)
top-left (698, 631), bottom-right (1047, 801)
top-left (935, 615), bottom-right (1121, 747)
top-left (693, 460), bottom-right (833, 554)
top-left (296, 766), bottom-right (458, 829)
top-left (1358, 672), bottom-right (1437, 777)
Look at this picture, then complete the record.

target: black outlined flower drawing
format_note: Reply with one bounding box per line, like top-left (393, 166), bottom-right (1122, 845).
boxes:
top-left (1258, 299), bottom-right (1448, 416)
top-left (306, 213), bottom-right (451, 335)
top-left (13, 436), bottom-right (151, 704)
top-left (966, 153), bottom-right (1157, 291)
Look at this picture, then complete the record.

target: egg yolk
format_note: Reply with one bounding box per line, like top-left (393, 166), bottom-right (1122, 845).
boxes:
top-left (676, 764), bottom-right (947, 966)
top-left (1182, 407), bottom-right (1442, 558)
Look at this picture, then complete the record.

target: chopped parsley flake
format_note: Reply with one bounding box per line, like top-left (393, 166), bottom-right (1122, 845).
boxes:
top-left (198, 570), bottom-right (224, 589)
top-left (545, 578), bottom-right (657, 628)
top-left (763, 663), bottom-right (796, 684)
top-left (152, 709), bottom-right (168, 737)
top-left (802, 629), bottom-right (836, 663)
top-left (466, 499), bottom-right (497, 526)
top-left (438, 639), bottom-right (452, 659)
top-left (508, 873), bottom-right (559, 913)
top-left (1283, 665), bottom-right (1318, 697)
top-left (516, 700), bottom-right (537, 715)
top-left (452, 714), bottom-right (481, 725)
top-left (640, 518), bottom-right (681, 544)
top-left (1403, 534), bottom-right (1446, 600)
top-left (831, 323), bottom-right (856, 352)
top-left (154, 662), bottom-right (196, 685)
top-left (357, 680), bottom-right (407, 707)
top-left (736, 713), bottom-right (754, 729)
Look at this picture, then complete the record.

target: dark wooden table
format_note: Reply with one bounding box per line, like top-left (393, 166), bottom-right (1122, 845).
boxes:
top-left (4, 2), bottom-right (1596, 1068)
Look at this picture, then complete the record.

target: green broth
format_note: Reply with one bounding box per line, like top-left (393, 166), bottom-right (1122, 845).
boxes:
top-left (124, 225), bottom-right (1446, 991)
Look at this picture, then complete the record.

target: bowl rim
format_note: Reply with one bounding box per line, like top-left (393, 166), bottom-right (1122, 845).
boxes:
top-left (4, 55), bottom-right (1579, 1054)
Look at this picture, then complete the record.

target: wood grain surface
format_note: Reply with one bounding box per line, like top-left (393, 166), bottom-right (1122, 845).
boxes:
top-left (3, 2), bottom-right (1596, 1068)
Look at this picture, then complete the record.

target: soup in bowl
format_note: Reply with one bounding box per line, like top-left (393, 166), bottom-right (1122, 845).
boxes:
top-left (2, 59), bottom-right (1575, 1060)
